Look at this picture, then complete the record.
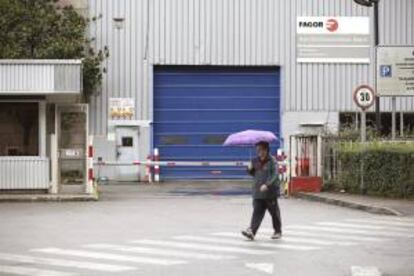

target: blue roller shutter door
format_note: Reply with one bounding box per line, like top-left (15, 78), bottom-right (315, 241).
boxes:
top-left (153, 66), bottom-right (280, 179)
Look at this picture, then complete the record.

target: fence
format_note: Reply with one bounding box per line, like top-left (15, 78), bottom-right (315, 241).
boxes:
top-left (321, 137), bottom-right (414, 198)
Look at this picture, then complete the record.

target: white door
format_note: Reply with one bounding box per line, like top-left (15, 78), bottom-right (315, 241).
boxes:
top-left (115, 127), bottom-right (139, 181)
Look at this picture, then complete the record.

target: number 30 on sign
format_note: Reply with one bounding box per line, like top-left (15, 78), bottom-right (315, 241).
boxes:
top-left (353, 85), bottom-right (376, 111)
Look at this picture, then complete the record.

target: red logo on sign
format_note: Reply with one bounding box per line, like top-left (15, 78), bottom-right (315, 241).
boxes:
top-left (326, 19), bottom-right (338, 32)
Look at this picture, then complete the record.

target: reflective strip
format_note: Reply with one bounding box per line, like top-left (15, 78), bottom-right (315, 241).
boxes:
top-left (0, 265), bottom-right (75, 276)
top-left (346, 218), bottom-right (414, 227)
top-left (0, 253), bottom-right (136, 272)
top-left (174, 236), bottom-right (320, 251)
top-left (257, 229), bottom-right (386, 242)
top-left (31, 247), bottom-right (186, 266)
top-left (318, 222), bottom-right (413, 232)
top-left (84, 243), bottom-right (235, 260)
top-left (286, 225), bottom-right (413, 238)
top-left (131, 240), bottom-right (273, 255)
top-left (212, 232), bottom-right (355, 246)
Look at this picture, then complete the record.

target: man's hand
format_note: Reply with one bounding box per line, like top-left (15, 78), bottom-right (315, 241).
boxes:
top-left (260, 184), bottom-right (268, 192)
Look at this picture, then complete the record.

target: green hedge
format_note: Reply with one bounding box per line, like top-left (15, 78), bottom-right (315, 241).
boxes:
top-left (334, 142), bottom-right (414, 198)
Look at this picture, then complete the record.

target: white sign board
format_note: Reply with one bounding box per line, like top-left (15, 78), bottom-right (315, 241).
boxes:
top-left (297, 17), bottom-right (370, 63)
top-left (109, 98), bottom-right (135, 120)
top-left (377, 46), bottom-right (414, 96)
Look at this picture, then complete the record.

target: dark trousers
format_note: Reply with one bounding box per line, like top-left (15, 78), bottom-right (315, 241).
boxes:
top-left (250, 198), bottom-right (282, 235)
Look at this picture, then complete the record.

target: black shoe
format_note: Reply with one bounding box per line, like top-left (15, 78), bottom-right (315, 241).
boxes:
top-left (241, 229), bottom-right (255, 240)
top-left (271, 232), bottom-right (282, 239)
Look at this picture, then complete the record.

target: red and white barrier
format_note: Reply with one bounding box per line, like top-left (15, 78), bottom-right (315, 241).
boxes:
top-left (153, 148), bottom-right (160, 182)
top-left (97, 160), bottom-right (250, 167)
top-left (145, 154), bottom-right (152, 183)
top-left (87, 135), bottom-right (95, 194)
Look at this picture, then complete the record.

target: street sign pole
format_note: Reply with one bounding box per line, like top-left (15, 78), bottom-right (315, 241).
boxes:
top-left (391, 96), bottom-right (396, 140)
top-left (361, 110), bottom-right (367, 143)
top-left (353, 85), bottom-right (375, 195)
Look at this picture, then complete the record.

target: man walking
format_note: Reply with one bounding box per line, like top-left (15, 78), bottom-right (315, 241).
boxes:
top-left (242, 141), bottom-right (282, 240)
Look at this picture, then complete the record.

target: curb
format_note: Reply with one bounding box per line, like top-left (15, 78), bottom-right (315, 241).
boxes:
top-left (294, 192), bottom-right (403, 216)
top-left (0, 194), bottom-right (99, 202)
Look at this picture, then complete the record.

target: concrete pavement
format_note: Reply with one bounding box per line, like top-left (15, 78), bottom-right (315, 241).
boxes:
top-left (0, 182), bottom-right (413, 276)
top-left (295, 191), bottom-right (414, 217)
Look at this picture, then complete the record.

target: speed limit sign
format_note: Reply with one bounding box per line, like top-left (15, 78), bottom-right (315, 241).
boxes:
top-left (353, 85), bottom-right (376, 110)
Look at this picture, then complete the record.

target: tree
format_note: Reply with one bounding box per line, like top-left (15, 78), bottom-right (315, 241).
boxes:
top-left (0, 0), bottom-right (108, 101)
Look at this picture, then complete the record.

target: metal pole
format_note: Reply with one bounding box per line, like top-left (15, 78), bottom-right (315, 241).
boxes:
top-left (374, 1), bottom-right (381, 133)
top-left (361, 110), bottom-right (367, 143)
top-left (361, 110), bottom-right (366, 195)
top-left (400, 112), bottom-right (404, 137)
top-left (391, 96), bottom-right (396, 140)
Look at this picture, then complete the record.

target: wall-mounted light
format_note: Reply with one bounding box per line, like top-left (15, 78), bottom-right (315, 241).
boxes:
top-left (113, 17), bottom-right (125, 29)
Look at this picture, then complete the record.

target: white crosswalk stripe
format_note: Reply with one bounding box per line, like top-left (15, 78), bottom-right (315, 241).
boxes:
top-left (0, 253), bottom-right (136, 272)
top-left (285, 225), bottom-right (413, 238)
top-left (0, 264), bottom-right (76, 276)
top-left (346, 218), bottom-right (414, 228)
top-left (174, 235), bottom-right (321, 250)
top-left (260, 229), bottom-right (387, 242)
top-left (212, 232), bottom-right (356, 246)
top-left (317, 222), bottom-right (413, 233)
top-left (131, 239), bottom-right (274, 255)
top-left (83, 243), bottom-right (236, 260)
top-left (30, 247), bottom-right (186, 266)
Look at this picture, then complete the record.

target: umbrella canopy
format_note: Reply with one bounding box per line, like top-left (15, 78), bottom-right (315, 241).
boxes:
top-left (223, 129), bottom-right (277, 146)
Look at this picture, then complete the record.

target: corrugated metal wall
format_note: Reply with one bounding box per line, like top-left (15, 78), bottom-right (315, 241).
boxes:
top-left (0, 60), bottom-right (82, 94)
top-left (88, 0), bottom-right (414, 135)
top-left (0, 157), bottom-right (49, 189)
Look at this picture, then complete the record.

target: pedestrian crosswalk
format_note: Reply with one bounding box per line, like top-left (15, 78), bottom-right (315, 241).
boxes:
top-left (1, 216), bottom-right (413, 275)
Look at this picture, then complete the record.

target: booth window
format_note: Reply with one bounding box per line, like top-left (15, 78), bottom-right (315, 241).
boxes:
top-left (0, 103), bottom-right (39, 156)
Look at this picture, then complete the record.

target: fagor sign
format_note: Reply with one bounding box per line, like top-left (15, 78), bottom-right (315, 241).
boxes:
top-left (298, 18), bottom-right (338, 32)
top-left (297, 16), bottom-right (370, 63)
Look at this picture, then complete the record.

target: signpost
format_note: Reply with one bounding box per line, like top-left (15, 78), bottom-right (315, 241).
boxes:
top-left (353, 85), bottom-right (376, 142)
top-left (296, 16), bottom-right (370, 63)
top-left (377, 46), bottom-right (414, 140)
top-left (354, 85), bottom-right (375, 195)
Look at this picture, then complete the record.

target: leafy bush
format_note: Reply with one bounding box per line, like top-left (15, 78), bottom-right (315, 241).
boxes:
top-left (335, 142), bottom-right (414, 198)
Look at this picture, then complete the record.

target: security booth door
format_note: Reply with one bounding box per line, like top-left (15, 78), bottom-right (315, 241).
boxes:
top-left (57, 104), bottom-right (88, 193)
top-left (115, 127), bottom-right (139, 181)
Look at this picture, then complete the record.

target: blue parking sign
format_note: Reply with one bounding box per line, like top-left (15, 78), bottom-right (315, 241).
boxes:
top-left (380, 65), bottom-right (392, 77)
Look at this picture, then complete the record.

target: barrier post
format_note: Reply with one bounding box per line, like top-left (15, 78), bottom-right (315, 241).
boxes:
top-left (86, 135), bottom-right (95, 194)
top-left (153, 148), bottom-right (160, 182)
top-left (145, 154), bottom-right (153, 183)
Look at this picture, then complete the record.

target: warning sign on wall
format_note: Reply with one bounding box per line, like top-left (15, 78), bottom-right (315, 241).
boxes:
top-left (109, 98), bottom-right (135, 120)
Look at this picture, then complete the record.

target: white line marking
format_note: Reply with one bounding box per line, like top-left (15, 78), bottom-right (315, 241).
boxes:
top-left (318, 222), bottom-right (413, 232)
top-left (351, 266), bottom-right (382, 276)
top-left (130, 239), bottom-right (274, 255)
top-left (83, 243), bottom-right (235, 260)
top-left (285, 225), bottom-right (413, 238)
top-left (30, 247), bottom-right (186, 266)
top-left (0, 253), bottom-right (136, 272)
top-left (346, 218), bottom-right (414, 227)
top-left (245, 263), bottom-right (274, 274)
top-left (173, 236), bottom-right (320, 250)
top-left (211, 232), bottom-right (356, 246)
top-left (0, 265), bottom-right (75, 276)
top-left (279, 230), bottom-right (386, 242)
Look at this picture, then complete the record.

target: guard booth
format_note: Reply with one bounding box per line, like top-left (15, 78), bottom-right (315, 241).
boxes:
top-left (0, 60), bottom-right (94, 195)
top-left (289, 134), bottom-right (323, 194)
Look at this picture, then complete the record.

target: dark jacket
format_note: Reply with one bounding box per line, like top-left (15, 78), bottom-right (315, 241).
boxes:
top-left (248, 156), bottom-right (279, 199)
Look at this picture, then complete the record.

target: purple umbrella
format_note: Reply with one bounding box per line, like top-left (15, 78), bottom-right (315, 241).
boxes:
top-left (223, 129), bottom-right (277, 146)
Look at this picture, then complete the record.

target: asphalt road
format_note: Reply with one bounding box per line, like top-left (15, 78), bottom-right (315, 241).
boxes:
top-left (0, 182), bottom-right (413, 276)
